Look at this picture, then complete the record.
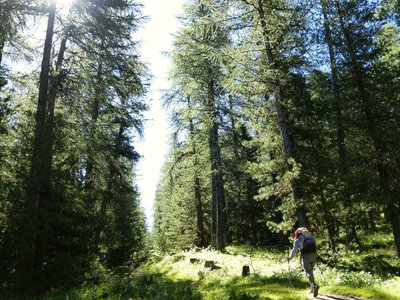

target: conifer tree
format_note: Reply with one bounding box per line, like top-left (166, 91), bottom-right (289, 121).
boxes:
top-left (165, 0), bottom-right (229, 250)
top-left (0, 0), bottom-right (149, 292)
top-left (329, 0), bottom-right (400, 257)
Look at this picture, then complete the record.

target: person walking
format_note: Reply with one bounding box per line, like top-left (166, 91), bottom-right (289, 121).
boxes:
top-left (287, 227), bottom-right (319, 297)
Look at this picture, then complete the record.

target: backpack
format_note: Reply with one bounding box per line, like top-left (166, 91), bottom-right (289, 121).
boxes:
top-left (300, 230), bottom-right (316, 255)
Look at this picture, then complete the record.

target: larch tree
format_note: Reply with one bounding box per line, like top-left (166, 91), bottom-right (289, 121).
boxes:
top-left (166, 0), bottom-right (229, 250)
top-left (221, 0), bottom-right (311, 232)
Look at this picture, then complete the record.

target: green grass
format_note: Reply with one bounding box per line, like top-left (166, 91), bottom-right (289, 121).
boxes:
top-left (37, 232), bottom-right (400, 300)
top-left (138, 247), bottom-right (316, 299)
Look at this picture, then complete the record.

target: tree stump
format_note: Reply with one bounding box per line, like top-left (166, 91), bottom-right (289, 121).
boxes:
top-left (190, 258), bottom-right (200, 264)
top-left (204, 260), bottom-right (215, 268)
top-left (242, 265), bottom-right (250, 276)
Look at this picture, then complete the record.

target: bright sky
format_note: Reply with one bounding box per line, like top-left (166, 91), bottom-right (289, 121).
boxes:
top-left (135, 0), bottom-right (185, 229)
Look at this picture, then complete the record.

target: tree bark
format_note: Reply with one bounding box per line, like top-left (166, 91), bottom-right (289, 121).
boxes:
top-left (0, 38), bottom-right (4, 67)
top-left (194, 175), bottom-right (205, 247)
top-left (47, 37), bottom-right (67, 125)
top-left (188, 99), bottom-right (206, 247)
top-left (255, 0), bottom-right (307, 227)
top-left (25, 0), bottom-right (56, 276)
top-left (208, 79), bottom-right (227, 250)
top-left (39, 37), bottom-right (67, 185)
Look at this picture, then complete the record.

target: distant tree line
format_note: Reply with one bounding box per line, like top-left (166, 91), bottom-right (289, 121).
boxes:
top-left (153, 0), bottom-right (400, 257)
top-left (0, 0), bottom-right (148, 295)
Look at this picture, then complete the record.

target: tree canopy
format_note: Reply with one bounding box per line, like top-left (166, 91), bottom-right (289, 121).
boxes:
top-left (0, 0), bottom-right (399, 297)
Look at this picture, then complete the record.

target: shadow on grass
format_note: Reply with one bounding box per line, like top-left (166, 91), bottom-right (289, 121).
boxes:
top-left (39, 268), bottom-right (309, 300)
top-left (128, 273), bottom-right (203, 300)
top-left (325, 254), bottom-right (400, 278)
top-left (223, 272), bottom-right (309, 300)
top-left (136, 269), bottom-right (309, 300)
top-left (37, 273), bottom-right (203, 300)
top-left (225, 271), bottom-right (308, 289)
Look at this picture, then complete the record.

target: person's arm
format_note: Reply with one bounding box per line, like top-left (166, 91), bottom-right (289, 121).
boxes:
top-left (287, 239), bottom-right (300, 260)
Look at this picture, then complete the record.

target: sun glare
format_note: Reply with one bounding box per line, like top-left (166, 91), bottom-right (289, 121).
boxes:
top-left (54, 0), bottom-right (75, 8)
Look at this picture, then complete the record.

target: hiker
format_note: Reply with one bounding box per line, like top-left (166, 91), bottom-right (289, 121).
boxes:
top-left (287, 227), bottom-right (319, 297)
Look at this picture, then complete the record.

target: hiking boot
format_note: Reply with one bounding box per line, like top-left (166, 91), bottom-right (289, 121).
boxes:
top-left (312, 283), bottom-right (319, 298)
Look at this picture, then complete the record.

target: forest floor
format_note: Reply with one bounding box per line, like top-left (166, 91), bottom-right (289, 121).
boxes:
top-left (136, 241), bottom-right (400, 300)
top-left (38, 233), bottom-right (400, 299)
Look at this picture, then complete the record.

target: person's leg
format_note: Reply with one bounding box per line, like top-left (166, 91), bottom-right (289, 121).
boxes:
top-left (303, 253), bottom-right (319, 297)
top-left (307, 262), bottom-right (319, 297)
top-left (302, 261), bottom-right (315, 285)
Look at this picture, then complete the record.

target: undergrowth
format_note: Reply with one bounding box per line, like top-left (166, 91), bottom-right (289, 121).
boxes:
top-left (33, 232), bottom-right (400, 300)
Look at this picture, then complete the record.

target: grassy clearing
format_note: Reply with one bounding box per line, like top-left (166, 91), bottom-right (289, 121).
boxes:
top-left (36, 233), bottom-right (400, 300)
top-left (140, 244), bottom-right (399, 300)
top-left (141, 246), bottom-right (310, 300)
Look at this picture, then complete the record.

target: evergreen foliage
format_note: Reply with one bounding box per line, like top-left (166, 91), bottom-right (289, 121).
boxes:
top-left (0, 0), bottom-right (149, 296)
top-left (0, 0), bottom-right (399, 297)
top-left (154, 0), bottom-right (400, 261)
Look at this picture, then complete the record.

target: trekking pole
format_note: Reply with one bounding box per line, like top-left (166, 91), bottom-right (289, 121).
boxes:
top-left (288, 247), bottom-right (293, 288)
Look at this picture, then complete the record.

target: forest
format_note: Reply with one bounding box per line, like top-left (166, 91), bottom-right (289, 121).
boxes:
top-left (0, 0), bottom-right (399, 299)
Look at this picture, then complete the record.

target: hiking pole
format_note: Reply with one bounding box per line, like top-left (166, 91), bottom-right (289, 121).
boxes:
top-left (288, 247), bottom-right (293, 288)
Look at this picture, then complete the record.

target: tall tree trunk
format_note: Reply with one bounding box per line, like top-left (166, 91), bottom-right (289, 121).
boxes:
top-left (194, 175), bottom-right (205, 247)
top-left (47, 37), bottom-right (67, 125)
top-left (208, 79), bottom-right (227, 250)
top-left (256, 0), bottom-right (307, 227)
top-left (41, 37), bottom-right (67, 184)
top-left (335, 0), bottom-right (400, 256)
top-left (188, 99), bottom-right (205, 247)
top-left (25, 0), bottom-right (56, 277)
top-left (0, 38), bottom-right (4, 67)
